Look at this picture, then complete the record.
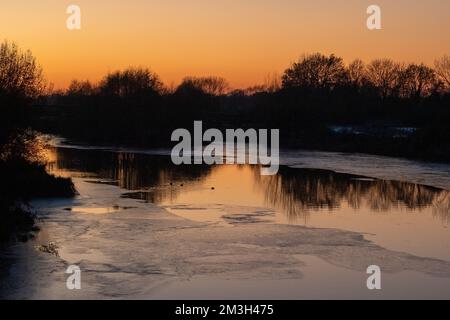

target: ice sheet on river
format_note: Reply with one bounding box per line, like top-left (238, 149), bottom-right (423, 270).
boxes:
top-left (2, 178), bottom-right (450, 299)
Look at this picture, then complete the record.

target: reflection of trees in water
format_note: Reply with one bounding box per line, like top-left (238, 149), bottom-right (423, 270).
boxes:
top-left (49, 147), bottom-right (450, 222)
top-left (432, 192), bottom-right (450, 223)
top-left (253, 167), bottom-right (450, 222)
top-left (48, 147), bottom-right (212, 202)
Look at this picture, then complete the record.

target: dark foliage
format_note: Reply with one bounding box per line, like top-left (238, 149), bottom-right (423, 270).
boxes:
top-left (0, 41), bottom-right (76, 242)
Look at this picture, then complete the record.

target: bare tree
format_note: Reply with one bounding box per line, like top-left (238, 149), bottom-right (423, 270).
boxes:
top-left (347, 59), bottom-right (367, 87)
top-left (434, 55), bottom-right (450, 90)
top-left (0, 40), bottom-right (45, 103)
top-left (263, 72), bottom-right (281, 93)
top-left (67, 80), bottom-right (97, 96)
top-left (282, 53), bottom-right (348, 90)
top-left (100, 67), bottom-right (163, 98)
top-left (366, 59), bottom-right (403, 99)
top-left (401, 64), bottom-right (438, 98)
top-left (177, 76), bottom-right (229, 96)
top-left (202, 76), bottom-right (229, 95)
top-left (0, 129), bottom-right (46, 163)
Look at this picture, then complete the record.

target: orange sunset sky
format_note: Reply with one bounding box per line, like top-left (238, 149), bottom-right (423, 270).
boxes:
top-left (1, 0), bottom-right (449, 90)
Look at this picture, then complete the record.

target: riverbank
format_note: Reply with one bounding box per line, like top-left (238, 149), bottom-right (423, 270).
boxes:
top-left (29, 97), bottom-right (450, 164)
top-left (0, 159), bottom-right (76, 242)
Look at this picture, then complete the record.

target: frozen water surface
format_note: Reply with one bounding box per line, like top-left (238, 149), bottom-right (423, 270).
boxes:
top-left (1, 144), bottom-right (450, 299)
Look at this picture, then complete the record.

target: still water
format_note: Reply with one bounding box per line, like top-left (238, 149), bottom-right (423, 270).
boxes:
top-left (47, 146), bottom-right (450, 261)
top-left (2, 144), bottom-right (450, 299)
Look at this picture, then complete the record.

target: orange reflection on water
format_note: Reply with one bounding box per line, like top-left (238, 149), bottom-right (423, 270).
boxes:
top-left (46, 146), bottom-right (450, 260)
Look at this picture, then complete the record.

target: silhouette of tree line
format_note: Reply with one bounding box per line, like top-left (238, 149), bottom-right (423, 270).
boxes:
top-left (59, 53), bottom-right (450, 101)
top-left (1, 40), bottom-right (450, 161)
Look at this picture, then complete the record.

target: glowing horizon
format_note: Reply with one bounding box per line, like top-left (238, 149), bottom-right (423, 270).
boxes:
top-left (1, 0), bottom-right (449, 90)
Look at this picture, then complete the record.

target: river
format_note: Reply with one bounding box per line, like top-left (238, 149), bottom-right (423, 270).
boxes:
top-left (1, 141), bottom-right (450, 299)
